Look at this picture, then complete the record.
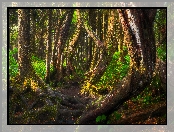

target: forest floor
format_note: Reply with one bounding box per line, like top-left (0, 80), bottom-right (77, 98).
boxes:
top-left (54, 85), bottom-right (166, 125)
top-left (9, 81), bottom-right (166, 125)
top-left (47, 85), bottom-right (94, 124)
top-left (57, 86), bottom-right (85, 100)
top-left (9, 81), bottom-right (94, 124)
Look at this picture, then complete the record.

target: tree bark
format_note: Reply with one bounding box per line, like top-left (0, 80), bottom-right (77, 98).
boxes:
top-left (66, 9), bottom-right (81, 77)
top-left (45, 9), bottom-right (52, 83)
top-left (56, 9), bottom-right (74, 82)
top-left (18, 9), bottom-right (31, 78)
top-left (83, 10), bottom-right (118, 85)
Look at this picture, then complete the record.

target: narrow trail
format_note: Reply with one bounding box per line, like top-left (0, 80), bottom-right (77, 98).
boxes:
top-left (48, 86), bottom-right (94, 124)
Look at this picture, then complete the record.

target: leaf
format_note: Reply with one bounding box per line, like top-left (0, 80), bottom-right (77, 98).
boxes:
top-left (116, 114), bottom-right (121, 120)
top-left (114, 111), bottom-right (121, 120)
top-left (101, 114), bottom-right (106, 121)
top-left (96, 116), bottom-right (101, 122)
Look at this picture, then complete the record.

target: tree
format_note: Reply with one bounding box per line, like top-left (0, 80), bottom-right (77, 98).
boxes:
top-left (76, 9), bottom-right (158, 124)
top-left (45, 9), bottom-right (52, 83)
top-left (18, 9), bottom-right (31, 79)
top-left (9, 8), bottom-right (166, 125)
top-left (66, 9), bottom-right (81, 77)
top-left (55, 9), bottom-right (74, 82)
top-left (81, 9), bottom-right (119, 96)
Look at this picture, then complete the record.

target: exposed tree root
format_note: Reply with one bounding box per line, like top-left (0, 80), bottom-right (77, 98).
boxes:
top-left (9, 80), bottom-right (92, 124)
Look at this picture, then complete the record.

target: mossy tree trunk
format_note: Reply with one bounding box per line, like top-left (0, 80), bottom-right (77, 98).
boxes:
top-left (17, 9), bottom-right (49, 92)
top-left (81, 9), bottom-right (119, 95)
top-left (77, 9), bottom-right (157, 124)
top-left (18, 9), bottom-right (32, 79)
top-left (45, 9), bottom-right (52, 83)
top-left (56, 9), bottom-right (74, 82)
top-left (66, 9), bottom-right (81, 77)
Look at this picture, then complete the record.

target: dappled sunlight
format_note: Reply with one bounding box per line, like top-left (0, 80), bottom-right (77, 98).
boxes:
top-left (8, 8), bottom-right (166, 125)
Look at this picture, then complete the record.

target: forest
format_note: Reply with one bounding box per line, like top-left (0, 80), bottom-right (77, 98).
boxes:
top-left (8, 8), bottom-right (166, 124)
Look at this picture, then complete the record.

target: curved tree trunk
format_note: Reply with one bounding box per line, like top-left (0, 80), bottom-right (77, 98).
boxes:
top-left (66, 9), bottom-right (81, 77)
top-left (82, 9), bottom-right (118, 87)
top-left (76, 9), bottom-right (157, 124)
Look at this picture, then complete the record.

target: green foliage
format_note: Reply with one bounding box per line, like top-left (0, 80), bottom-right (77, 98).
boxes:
top-left (154, 9), bottom-right (166, 38)
top-left (83, 47), bottom-right (130, 96)
top-left (157, 46), bottom-right (166, 61)
top-left (154, 9), bottom-right (166, 61)
top-left (9, 48), bottom-right (18, 78)
top-left (31, 55), bottom-right (53, 80)
top-left (32, 56), bottom-right (46, 79)
top-left (96, 114), bottom-right (107, 123)
top-left (155, 9), bottom-right (166, 26)
top-left (96, 48), bottom-right (130, 93)
top-left (10, 25), bottom-right (18, 46)
top-left (95, 111), bottom-right (121, 124)
top-left (143, 95), bottom-right (151, 105)
top-left (131, 87), bottom-right (152, 105)
top-left (71, 10), bottom-right (78, 24)
top-left (76, 69), bottom-right (85, 77)
top-left (131, 73), bottom-right (164, 105)
top-left (9, 49), bottom-right (54, 81)
top-left (114, 111), bottom-right (121, 120)
top-left (63, 60), bottom-right (67, 67)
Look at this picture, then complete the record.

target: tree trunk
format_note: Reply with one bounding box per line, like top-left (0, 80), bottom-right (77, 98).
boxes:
top-left (82, 9), bottom-right (118, 87)
top-left (30, 9), bottom-right (36, 55)
top-left (66, 9), bottom-right (81, 77)
top-left (18, 9), bottom-right (31, 78)
top-left (77, 9), bottom-right (157, 124)
top-left (56, 10), bottom-right (74, 82)
top-left (45, 9), bottom-right (52, 83)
